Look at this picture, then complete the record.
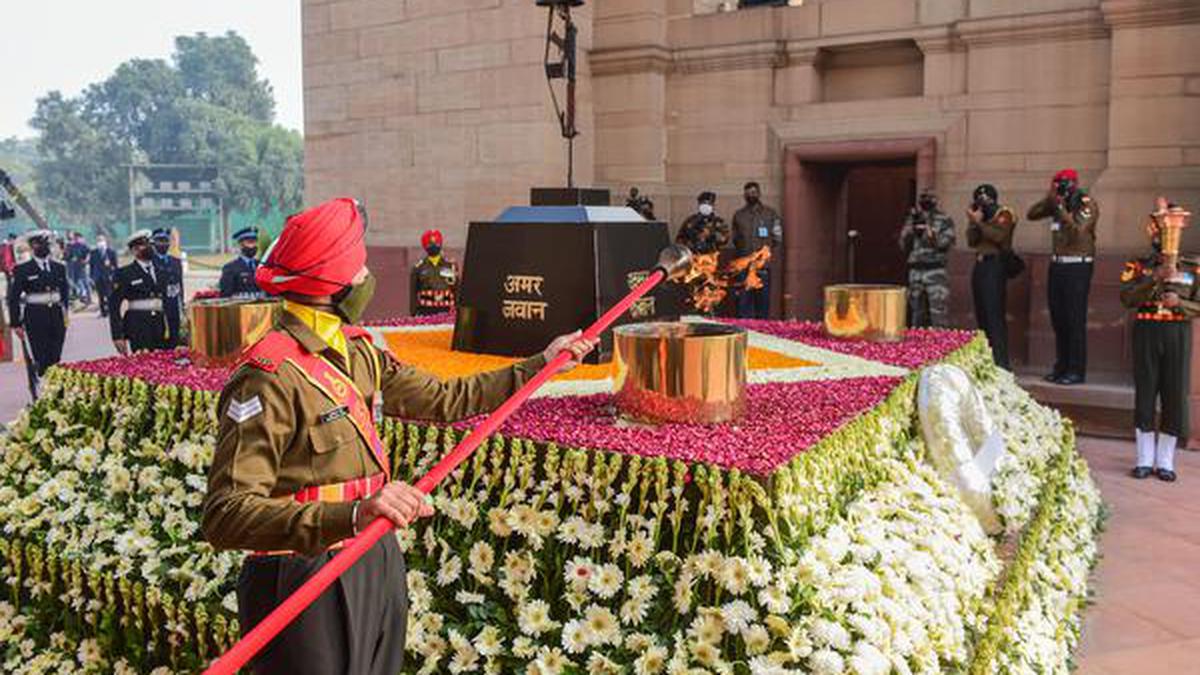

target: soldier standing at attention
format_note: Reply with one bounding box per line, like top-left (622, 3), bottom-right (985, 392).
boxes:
top-left (731, 181), bottom-right (783, 319)
top-left (219, 227), bottom-right (262, 298)
top-left (1028, 168), bottom-right (1099, 385)
top-left (151, 228), bottom-right (185, 346)
top-left (409, 229), bottom-right (458, 316)
top-left (109, 230), bottom-right (170, 355)
top-left (6, 230), bottom-right (69, 388)
top-left (202, 198), bottom-right (597, 674)
top-left (899, 188), bottom-right (955, 328)
top-left (676, 191), bottom-right (729, 255)
top-left (967, 184), bottom-right (1019, 369)
top-left (1121, 198), bottom-right (1197, 483)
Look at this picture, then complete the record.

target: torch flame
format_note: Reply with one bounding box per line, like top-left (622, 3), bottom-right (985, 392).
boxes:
top-left (682, 246), bottom-right (772, 313)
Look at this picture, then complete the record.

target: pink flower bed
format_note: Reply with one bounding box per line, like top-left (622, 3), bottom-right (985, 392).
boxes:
top-left (724, 319), bottom-right (975, 369)
top-left (454, 377), bottom-right (902, 476)
top-left (62, 349), bottom-right (231, 392)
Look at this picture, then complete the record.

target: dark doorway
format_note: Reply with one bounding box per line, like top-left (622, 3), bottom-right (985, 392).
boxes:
top-left (782, 137), bottom-right (936, 320)
top-left (843, 160), bottom-right (915, 285)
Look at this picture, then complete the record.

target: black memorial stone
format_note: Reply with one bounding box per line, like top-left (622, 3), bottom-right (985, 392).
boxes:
top-left (453, 203), bottom-right (688, 363)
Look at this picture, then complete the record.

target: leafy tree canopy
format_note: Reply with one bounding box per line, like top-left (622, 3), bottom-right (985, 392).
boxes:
top-left (26, 31), bottom-right (301, 227)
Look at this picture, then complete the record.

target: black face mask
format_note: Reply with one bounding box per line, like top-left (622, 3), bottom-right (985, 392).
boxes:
top-left (31, 243), bottom-right (50, 258)
top-left (918, 198), bottom-right (937, 212)
top-left (153, 242), bottom-right (169, 255)
top-left (135, 247), bottom-right (155, 262)
top-left (241, 245), bottom-right (258, 259)
top-left (744, 194), bottom-right (760, 206)
top-left (425, 245), bottom-right (442, 257)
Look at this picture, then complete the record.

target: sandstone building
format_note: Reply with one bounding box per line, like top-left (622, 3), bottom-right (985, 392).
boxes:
top-left (302, 0), bottom-right (1200, 381)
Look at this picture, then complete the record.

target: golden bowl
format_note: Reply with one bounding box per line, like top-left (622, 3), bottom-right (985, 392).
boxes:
top-left (189, 298), bottom-right (280, 366)
top-left (612, 322), bottom-right (747, 424)
top-left (823, 284), bottom-right (907, 342)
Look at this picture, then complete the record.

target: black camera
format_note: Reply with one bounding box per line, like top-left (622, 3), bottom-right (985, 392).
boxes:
top-left (1054, 178), bottom-right (1073, 197)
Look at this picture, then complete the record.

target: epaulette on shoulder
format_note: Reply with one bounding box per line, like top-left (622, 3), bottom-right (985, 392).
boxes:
top-left (238, 331), bottom-right (301, 372)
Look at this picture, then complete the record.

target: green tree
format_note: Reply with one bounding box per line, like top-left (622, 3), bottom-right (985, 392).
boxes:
top-left (28, 30), bottom-right (301, 229)
top-left (174, 32), bottom-right (275, 124)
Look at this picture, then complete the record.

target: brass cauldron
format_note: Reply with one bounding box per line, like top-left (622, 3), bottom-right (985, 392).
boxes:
top-left (189, 298), bottom-right (280, 365)
top-left (613, 322), bottom-right (747, 424)
top-left (823, 284), bottom-right (907, 342)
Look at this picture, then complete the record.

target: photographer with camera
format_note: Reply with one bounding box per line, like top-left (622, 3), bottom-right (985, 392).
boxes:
top-left (899, 188), bottom-right (955, 328)
top-left (968, 184), bottom-right (1019, 369)
top-left (1028, 168), bottom-right (1099, 385)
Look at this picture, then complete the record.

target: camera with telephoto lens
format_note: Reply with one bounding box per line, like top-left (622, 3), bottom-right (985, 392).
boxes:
top-left (1054, 178), bottom-right (1073, 197)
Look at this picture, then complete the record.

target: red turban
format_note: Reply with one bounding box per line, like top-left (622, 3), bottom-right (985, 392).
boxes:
top-left (256, 198), bottom-right (366, 297)
top-left (421, 229), bottom-right (443, 250)
top-left (1053, 168), bottom-right (1079, 183)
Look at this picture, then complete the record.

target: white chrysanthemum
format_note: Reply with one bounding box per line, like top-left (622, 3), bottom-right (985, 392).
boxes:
top-left (474, 626), bottom-right (503, 657)
top-left (633, 645), bottom-right (668, 675)
top-left (742, 623), bottom-right (771, 655)
top-left (808, 648), bottom-right (845, 675)
top-left (468, 541), bottom-right (495, 583)
top-left (589, 564), bottom-right (624, 599)
top-left (585, 605), bottom-right (622, 646)
top-left (758, 584), bottom-right (791, 614)
top-left (518, 600), bottom-right (557, 636)
top-left (562, 619), bottom-right (590, 654)
top-left (721, 599), bottom-right (757, 635)
top-left (564, 557), bottom-right (594, 591)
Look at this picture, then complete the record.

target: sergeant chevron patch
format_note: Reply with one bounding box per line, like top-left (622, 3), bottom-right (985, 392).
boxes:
top-left (226, 396), bottom-right (263, 423)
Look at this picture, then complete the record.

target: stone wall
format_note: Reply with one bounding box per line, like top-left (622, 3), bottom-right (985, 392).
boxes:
top-left (303, 0), bottom-right (1200, 369)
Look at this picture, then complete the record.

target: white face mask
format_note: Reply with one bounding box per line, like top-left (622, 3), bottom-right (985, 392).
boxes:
top-left (699, 203), bottom-right (714, 217)
top-left (97, 240), bottom-right (107, 250)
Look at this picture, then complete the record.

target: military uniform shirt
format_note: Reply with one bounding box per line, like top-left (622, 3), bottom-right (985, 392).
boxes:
top-left (901, 209), bottom-right (956, 267)
top-left (1028, 192), bottom-right (1099, 257)
top-left (967, 207), bottom-right (1017, 256)
top-left (410, 256), bottom-right (458, 314)
top-left (1120, 254), bottom-right (1200, 319)
top-left (676, 213), bottom-right (730, 254)
top-left (202, 310), bottom-right (546, 556)
top-left (219, 256), bottom-right (261, 297)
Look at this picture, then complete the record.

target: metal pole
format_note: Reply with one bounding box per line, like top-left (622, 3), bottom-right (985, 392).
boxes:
top-left (128, 165), bottom-right (137, 233)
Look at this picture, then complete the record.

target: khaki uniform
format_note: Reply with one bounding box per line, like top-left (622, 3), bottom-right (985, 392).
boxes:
top-left (409, 256), bottom-right (458, 316)
top-left (202, 309), bottom-right (544, 673)
top-left (1028, 191), bottom-right (1101, 380)
top-left (968, 206), bottom-right (1018, 369)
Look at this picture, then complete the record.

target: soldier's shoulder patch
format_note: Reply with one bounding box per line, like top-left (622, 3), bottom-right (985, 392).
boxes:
top-left (226, 396), bottom-right (263, 423)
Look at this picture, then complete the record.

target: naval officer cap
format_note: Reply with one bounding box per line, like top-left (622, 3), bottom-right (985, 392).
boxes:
top-left (126, 229), bottom-right (154, 248)
top-left (151, 227), bottom-right (171, 242)
top-left (23, 229), bottom-right (54, 245)
top-left (232, 226), bottom-right (259, 243)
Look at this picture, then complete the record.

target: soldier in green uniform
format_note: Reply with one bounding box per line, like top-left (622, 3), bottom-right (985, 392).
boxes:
top-left (409, 229), bottom-right (458, 316)
top-left (1028, 168), bottom-right (1100, 385)
top-left (202, 198), bottom-right (596, 674)
top-left (967, 184), bottom-right (1019, 369)
top-left (900, 188), bottom-right (956, 328)
top-left (1121, 199), bottom-right (1197, 482)
top-left (675, 191), bottom-right (729, 255)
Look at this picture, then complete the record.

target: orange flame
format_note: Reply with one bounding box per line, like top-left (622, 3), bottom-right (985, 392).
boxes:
top-left (683, 246), bottom-right (772, 313)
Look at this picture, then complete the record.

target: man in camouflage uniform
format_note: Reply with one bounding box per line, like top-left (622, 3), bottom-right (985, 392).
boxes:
top-left (900, 188), bottom-right (956, 328)
top-left (1120, 198), bottom-right (1198, 483)
top-left (1028, 168), bottom-right (1100, 385)
top-left (202, 198), bottom-right (596, 674)
top-left (675, 191), bottom-right (729, 254)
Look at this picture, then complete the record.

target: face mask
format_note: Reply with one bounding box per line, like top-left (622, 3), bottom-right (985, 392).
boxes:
top-left (135, 247), bottom-right (155, 262)
top-left (699, 204), bottom-right (714, 217)
top-left (334, 272), bottom-right (376, 324)
top-left (31, 243), bottom-right (50, 258)
top-left (745, 194), bottom-right (760, 206)
top-left (154, 242), bottom-right (169, 255)
top-left (919, 198), bottom-right (937, 211)
top-left (97, 241), bottom-right (107, 250)
top-left (241, 245), bottom-right (258, 259)
top-left (425, 244), bottom-right (442, 258)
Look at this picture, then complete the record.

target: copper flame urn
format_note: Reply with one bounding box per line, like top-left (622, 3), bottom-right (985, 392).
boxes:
top-left (612, 322), bottom-right (747, 424)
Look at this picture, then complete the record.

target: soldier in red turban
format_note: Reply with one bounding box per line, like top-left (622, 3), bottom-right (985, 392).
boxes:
top-left (203, 198), bottom-right (596, 674)
top-left (411, 228), bottom-right (459, 316)
top-left (1028, 169), bottom-right (1100, 385)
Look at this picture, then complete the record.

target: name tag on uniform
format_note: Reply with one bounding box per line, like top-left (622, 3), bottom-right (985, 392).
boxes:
top-left (27, 274), bottom-right (38, 281)
top-left (757, 226), bottom-right (768, 238)
top-left (1051, 221), bottom-right (1062, 232)
top-left (319, 405), bottom-right (350, 424)
top-left (131, 278), bottom-right (144, 286)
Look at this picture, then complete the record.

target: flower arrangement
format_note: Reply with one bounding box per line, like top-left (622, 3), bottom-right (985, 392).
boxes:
top-left (0, 320), bottom-right (1101, 673)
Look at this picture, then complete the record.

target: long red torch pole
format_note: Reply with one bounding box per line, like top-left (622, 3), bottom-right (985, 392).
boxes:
top-left (203, 247), bottom-right (690, 675)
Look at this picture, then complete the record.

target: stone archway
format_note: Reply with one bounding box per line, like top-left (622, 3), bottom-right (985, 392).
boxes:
top-left (780, 137), bottom-right (937, 319)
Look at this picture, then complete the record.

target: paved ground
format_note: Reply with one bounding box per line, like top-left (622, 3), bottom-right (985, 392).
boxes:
top-left (0, 310), bottom-right (1196, 668)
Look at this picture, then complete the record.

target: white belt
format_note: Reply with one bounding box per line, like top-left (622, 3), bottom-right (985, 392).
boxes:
top-left (126, 298), bottom-right (164, 312)
top-left (1052, 255), bottom-right (1093, 264)
top-left (24, 292), bottom-right (62, 306)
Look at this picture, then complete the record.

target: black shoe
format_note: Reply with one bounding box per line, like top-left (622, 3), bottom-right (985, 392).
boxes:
top-left (1131, 466), bottom-right (1154, 479)
top-left (1044, 371), bottom-right (1064, 383)
top-left (1055, 373), bottom-right (1086, 386)
top-left (1156, 468), bottom-right (1177, 482)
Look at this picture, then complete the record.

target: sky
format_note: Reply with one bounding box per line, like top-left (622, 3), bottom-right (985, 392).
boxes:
top-left (0, 0), bottom-right (303, 139)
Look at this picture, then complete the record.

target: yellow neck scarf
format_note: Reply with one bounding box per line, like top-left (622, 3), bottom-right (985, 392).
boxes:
top-left (283, 299), bottom-right (348, 361)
